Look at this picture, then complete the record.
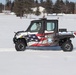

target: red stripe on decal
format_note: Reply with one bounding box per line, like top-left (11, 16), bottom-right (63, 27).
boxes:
top-left (36, 34), bottom-right (44, 37)
top-left (31, 43), bottom-right (52, 46)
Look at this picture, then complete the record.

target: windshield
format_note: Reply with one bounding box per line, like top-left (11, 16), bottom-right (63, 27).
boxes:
top-left (29, 22), bottom-right (42, 32)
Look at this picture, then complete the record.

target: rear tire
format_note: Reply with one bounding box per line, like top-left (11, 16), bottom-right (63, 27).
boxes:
top-left (15, 41), bottom-right (26, 51)
top-left (61, 42), bottom-right (73, 52)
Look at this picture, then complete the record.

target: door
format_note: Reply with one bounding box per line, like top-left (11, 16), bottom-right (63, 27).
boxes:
top-left (43, 21), bottom-right (56, 46)
top-left (27, 21), bottom-right (42, 46)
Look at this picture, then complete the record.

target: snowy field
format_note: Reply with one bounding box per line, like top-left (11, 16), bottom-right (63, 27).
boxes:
top-left (0, 13), bottom-right (76, 75)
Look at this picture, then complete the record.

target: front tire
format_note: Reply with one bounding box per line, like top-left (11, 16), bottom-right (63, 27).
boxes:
top-left (15, 41), bottom-right (26, 51)
top-left (61, 42), bottom-right (73, 52)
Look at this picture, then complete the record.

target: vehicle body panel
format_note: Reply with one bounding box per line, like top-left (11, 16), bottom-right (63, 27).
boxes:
top-left (13, 18), bottom-right (75, 48)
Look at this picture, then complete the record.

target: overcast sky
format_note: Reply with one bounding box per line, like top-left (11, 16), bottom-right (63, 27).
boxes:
top-left (0, 0), bottom-right (76, 4)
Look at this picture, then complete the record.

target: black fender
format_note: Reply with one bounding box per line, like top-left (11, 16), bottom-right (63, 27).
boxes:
top-left (13, 38), bottom-right (27, 46)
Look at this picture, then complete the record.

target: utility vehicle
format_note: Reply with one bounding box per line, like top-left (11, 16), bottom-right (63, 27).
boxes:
top-left (13, 18), bottom-right (75, 51)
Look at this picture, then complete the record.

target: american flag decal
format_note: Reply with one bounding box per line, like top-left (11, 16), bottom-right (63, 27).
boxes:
top-left (26, 34), bottom-right (40, 42)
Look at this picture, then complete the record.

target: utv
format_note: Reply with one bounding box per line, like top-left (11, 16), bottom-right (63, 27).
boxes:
top-left (13, 18), bottom-right (75, 52)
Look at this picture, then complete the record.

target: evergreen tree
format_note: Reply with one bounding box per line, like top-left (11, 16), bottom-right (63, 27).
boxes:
top-left (45, 0), bottom-right (53, 14)
top-left (65, 0), bottom-right (70, 13)
top-left (53, 0), bottom-right (65, 14)
top-left (35, 0), bottom-right (39, 7)
top-left (69, 2), bottom-right (75, 14)
top-left (64, 0), bottom-right (75, 14)
top-left (40, 0), bottom-right (44, 7)
top-left (14, 0), bottom-right (24, 17)
top-left (53, 0), bottom-right (60, 13)
top-left (59, 0), bottom-right (65, 13)
top-left (28, 0), bottom-right (34, 7)
top-left (40, 0), bottom-right (43, 3)
top-left (35, 0), bottom-right (38, 4)
top-left (6, 0), bottom-right (12, 10)
top-left (0, 3), bottom-right (3, 13)
top-left (35, 7), bottom-right (41, 16)
top-left (11, 1), bottom-right (14, 12)
top-left (14, 0), bottom-right (34, 17)
top-left (24, 0), bottom-right (33, 14)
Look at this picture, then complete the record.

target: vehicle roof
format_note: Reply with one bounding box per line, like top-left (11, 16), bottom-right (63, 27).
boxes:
top-left (32, 18), bottom-right (58, 22)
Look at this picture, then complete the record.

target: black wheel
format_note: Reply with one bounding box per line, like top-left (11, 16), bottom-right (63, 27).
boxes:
top-left (61, 42), bottom-right (73, 52)
top-left (15, 41), bottom-right (26, 51)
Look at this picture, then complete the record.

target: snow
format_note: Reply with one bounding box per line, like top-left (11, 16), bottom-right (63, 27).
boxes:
top-left (0, 13), bottom-right (76, 75)
top-left (0, 49), bottom-right (76, 75)
top-left (31, 6), bottom-right (45, 13)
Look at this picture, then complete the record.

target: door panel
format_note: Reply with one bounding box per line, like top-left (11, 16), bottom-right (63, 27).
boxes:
top-left (27, 21), bottom-right (42, 46)
top-left (44, 21), bottom-right (56, 46)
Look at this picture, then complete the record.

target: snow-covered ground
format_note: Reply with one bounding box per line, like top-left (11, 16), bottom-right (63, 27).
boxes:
top-left (0, 50), bottom-right (76, 75)
top-left (0, 13), bottom-right (76, 75)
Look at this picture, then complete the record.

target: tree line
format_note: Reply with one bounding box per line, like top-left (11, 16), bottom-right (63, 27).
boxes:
top-left (0, 0), bottom-right (75, 16)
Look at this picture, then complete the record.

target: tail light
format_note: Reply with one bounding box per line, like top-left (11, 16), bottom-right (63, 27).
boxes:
top-left (74, 32), bottom-right (76, 35)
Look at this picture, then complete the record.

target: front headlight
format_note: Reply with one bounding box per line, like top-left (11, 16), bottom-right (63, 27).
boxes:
top-left (16, 33), bottom-right (21, 36)
top-left (15, 33), bottom-right (22, 38)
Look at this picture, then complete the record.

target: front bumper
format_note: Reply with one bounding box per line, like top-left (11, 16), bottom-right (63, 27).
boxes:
top-left (13, 37), bottom-right (17, 44)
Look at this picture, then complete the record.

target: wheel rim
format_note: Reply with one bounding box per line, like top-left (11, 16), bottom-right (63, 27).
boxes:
top-left (18, 43), bottom-right (25, 50)
top-left (65, 44), bottom-right (71, 50)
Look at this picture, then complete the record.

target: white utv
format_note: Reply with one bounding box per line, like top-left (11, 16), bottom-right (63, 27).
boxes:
top-left (13, 18), bottom-right (75, 51)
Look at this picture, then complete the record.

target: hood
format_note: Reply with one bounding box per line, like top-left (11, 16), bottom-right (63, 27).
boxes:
top-left (15, 31), bottom-right (25, 34)
top-left (15, 31), bottom-right (27, 38)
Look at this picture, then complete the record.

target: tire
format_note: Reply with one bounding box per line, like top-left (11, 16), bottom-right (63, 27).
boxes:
top-left (15, 41), bottom-right (26, 51)
top-left (61, 42), bottom-right (73, 52)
